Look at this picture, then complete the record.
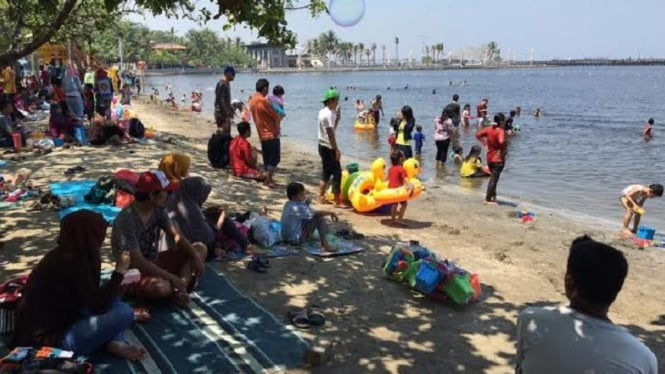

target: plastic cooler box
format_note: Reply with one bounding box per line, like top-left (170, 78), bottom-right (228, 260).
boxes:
top-left (637, 226), bottom-right (655, 240)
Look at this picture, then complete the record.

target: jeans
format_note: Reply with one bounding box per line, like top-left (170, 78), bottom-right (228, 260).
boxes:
top-left (435, 139), bottom-right (451, 163)
top-left (486, 162), bottom-right (505, 202)
top-left (396, 144), bottom-right (413, 159)
top-left (65, 95), bottom-right (84, 121)
top-left (61, 297), bottom-right (134, 355)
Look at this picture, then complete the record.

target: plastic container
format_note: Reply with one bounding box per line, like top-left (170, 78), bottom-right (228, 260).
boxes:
top-left (53, 138), bottom-right (65, 147)
top-left (412, 261), bottom-right (444, 294)
top-left (444, 273), bottom-right (475, 304)
top-left (346, 163), bottom-right (359, 174)
top-left (12, 133), bottom-right (22, 151)
top-left (637, 226), bottom-right (655, 240)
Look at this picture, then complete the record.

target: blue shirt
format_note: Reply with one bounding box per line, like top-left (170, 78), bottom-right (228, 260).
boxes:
top-left (413, 131), bottom-right (425, 147)
top-left (280, 200), bottom-right (314, 242)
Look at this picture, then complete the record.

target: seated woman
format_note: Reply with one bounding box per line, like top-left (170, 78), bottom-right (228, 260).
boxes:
top-left (158, 152), bottom-right (191, 183)
top-left (13, 210), bottom-right (145, 361)
top-left (166, 176), bottom-right (263, 259)
top-left (48, 102), bottom-right (79, 140)
top-left (89, 113), bottom-right (129, 146)
top-left (460, 145), bottom-right (490, 178)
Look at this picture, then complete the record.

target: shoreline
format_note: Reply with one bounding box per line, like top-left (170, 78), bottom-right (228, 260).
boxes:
top-left (0, 96), bottom-right (662, 372)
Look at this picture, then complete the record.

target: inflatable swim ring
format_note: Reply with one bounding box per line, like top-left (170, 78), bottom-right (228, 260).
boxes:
top-left (354, 120), bottom-right (376, 131)
top-left (324, 170), bottom-right (362, 203)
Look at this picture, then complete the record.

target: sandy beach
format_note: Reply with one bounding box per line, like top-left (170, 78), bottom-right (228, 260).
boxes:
top-left (1, 96), bottom-right (663, 373)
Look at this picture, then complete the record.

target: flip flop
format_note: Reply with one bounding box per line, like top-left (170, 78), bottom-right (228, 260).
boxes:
top-left (133, 308), bottom-right (151, 323)
top-left (246, 258), bottom-right (267, 273)
top-left (255, 256), bottom-right (270, 268)
top-left (307, 305), bottom-right (326, 326)
top-left (288, 308), bottom-right (310, 329)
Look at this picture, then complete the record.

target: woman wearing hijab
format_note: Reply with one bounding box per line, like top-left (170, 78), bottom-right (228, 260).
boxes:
top-left (63, 65), bottom-right (83, 121)
top-left (166, 176), bottom-right (262, 258)
top-left (158, 152), bottom-right (191, 183)
top-left (13, 210), bottom-right (145, 361)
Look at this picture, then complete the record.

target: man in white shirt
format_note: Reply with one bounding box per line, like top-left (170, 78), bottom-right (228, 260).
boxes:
top-left (516, 235), bottom-right (658, 374)
top-left (317, 88), bottom-right (343, 206)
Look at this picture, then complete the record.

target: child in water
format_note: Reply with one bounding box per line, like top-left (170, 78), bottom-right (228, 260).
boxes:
top-left (388, 151), bottom-right (412, 226)
top-left (460, 145), bottom-right (490, 178)
top-left (462, 104), bottom-right (472, 127)
top-left (643, 118), bottom-right (654, 141)
top-left (620, 183), bottom-right (663, 237)
top-left (450, 145), bottom-right (464, 165)
top-left (413, 125), bottom-right (425, 155)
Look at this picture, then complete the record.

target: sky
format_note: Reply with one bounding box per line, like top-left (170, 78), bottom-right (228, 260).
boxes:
top-left (128, 0), bottom-right (665, 60)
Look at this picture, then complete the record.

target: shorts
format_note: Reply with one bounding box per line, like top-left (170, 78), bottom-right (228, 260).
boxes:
top-left (318, 145), bottom-right (341, 189)
top-left (261, 138), bottom-right (281, 171)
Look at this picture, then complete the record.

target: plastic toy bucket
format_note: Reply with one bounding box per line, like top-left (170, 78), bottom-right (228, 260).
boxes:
top-left (443, 273), bottom-right (475, 304)
top-left (637, 226), bottom-right (655, 240)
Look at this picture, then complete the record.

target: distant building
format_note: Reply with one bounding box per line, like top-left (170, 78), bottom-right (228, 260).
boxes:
top-left (285, 53), bottom-right (325, 68)
top-left (246, 43), bottom-right (287, 68)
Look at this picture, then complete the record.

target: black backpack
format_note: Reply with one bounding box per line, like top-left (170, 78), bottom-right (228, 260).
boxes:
top-left (128, 118), bottom-right (146, 138)
top-left (207, 131), bottom-right (232, 169)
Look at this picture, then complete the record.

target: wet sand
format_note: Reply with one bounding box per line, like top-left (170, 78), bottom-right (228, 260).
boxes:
top-left (1, 97), bottom-right (663, 373)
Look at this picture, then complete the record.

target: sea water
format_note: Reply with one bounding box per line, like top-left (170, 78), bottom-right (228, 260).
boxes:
top-left (146, 66), bottom-right (665, 230)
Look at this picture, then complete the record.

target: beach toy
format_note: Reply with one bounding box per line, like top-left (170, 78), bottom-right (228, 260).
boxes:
top-left (469, 274), bottom-right (482, 301)
top-left (12, 133), bottom-right (22, 152)
top-left (372, 158), bottom-right (423, 205)
top-left (637, 226), bottom-right (655, 241)
top-left (346, 163), bottom-right (359, 174)
top-left (353, 118), bottom-right (376, 131)
top-left (634, 207), bottom-right (645, 215)
top-left (443, 272), bottom-right (475, 305)
top-left (383, 245), bottom-right (415, 282)
top-left (52, 138), bottom-right (64, 147)
top-left (410, 260), bottom-right (445, 294)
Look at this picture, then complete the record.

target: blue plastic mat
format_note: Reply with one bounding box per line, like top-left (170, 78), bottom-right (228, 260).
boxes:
top-left (305, 233), bottom-right (364, 257)
top-left (49, 180), bottom-right (121, 223)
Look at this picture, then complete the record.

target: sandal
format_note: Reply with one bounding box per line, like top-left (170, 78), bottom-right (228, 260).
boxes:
top-left (255, 256), bottom-right (270, 268)
top-left (307, 305), bottom-right (326, 326)
top-left (288, 308), bottom-right (311, 329)
top-left (133, 308), bottom-right (151, 323)
top-left (246, 258), bottom-right (268, 273)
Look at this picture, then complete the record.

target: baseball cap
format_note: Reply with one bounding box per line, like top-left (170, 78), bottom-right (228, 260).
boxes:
top-left (321, 88), bottom-right (340, 103)
top-left (135, 170), bottom-right (179, 194)
top-left (224, 66), bottom-right (236, 75)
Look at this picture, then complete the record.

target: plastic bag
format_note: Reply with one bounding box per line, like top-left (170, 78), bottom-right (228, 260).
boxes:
top-left (250, 216), bottom-right (280, 247)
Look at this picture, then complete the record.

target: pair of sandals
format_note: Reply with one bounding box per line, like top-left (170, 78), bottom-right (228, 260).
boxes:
top-left (246, 257), bottom-right (270, 273)
top-left (64, 165), bottom-right (86, 176)
top-left (288, 305), bottom-right (326, 329)
top-left (335, 229), bottom-right (364, 240)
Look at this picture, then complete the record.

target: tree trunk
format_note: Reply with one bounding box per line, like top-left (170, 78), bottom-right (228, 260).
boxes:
top-left (0, 0), bottom-right (79, 67)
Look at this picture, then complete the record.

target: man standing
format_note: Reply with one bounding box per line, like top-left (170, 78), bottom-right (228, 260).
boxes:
top-left (214, 66), bottom-right (236, 133)
top-left (1, 64), bottom-right (16, 102)
top-left (317, 88), bottom-right (343, 206)
top-left (370, 95), bottom-right (384, 125)
top-left (476, 113), bottom-right (506, 204)
top-left (515, 235), bottom-right (657, 373)
top-left (249, 78), bottom-right (281, 188)
top-left (444, 94), bottom-right (461, 127)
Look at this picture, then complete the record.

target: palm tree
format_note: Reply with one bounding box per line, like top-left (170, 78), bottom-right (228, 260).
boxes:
top-left (381, 44), bottom-right (386, 66)
top-left (370, 43), bottom-right (377, 66)
top-left (394, 36), bottom-right (399, 65)
top-left (318, 30), bottom-right (339, 66)
top-left (485, 41), bottom-right (499, 64)
top-left (357, 42), bottom-right (364, 66)
top-left (424, 46), bottom-right (430, 64)
top-left (436, 43), bottom-right (444, 63)
top-left (364, 48), bottom-right (371, 66)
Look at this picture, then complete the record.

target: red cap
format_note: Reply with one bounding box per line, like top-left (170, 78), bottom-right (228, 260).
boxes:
top-left (135, 170), bottom-right (179, 194)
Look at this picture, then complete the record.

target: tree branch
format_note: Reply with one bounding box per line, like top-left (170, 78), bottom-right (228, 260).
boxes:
top-left (0, 0), bottom-right (80, 66)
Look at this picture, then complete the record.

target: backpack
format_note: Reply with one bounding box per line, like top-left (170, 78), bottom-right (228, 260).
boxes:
top-left (84, 176), bottom-right (117, 205)
top-left (128, 118), bottom-right (145, 139)
top-left (0, 275), bottom-right (29, 334)
top-left (207, 131), bottom-right (232, 169)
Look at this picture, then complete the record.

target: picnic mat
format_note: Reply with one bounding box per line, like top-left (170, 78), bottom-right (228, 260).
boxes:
top-left (305, 233), bottom-right (364, 257)
top-left (92, 265), bottom-right (309, 372)
top-left (49, 180), bottom-right (121, 223)
top-left (225, 245), bottom-right (300, 261)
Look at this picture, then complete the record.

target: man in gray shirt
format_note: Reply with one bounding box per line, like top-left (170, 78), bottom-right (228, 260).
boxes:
top-left (516, 235), bottom-right (657, 373)
top-left (214, 66), bottom-right (236, 133)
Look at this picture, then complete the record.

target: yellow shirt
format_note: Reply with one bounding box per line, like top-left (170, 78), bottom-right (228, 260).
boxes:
top-left (2, 67), bottom-right (15, 94)
top-left (460, 158), bottom-right (482, 177)
top-left (396, 120), bottom-right (412, 146)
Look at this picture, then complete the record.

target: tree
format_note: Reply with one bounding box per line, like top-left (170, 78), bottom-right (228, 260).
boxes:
top-left (381, 45), bottom-right (386, 66)
top-left (370, 43), bottom-right (376, 66)
top-left (318, 30), bottom-right (339, 65)
top-left (364, 48), bottom-right (371, 67)
top-left (356, 43), bottom-right (364, 66)
top-left (485, 41), bottom-right (499, 65)
top-left (0, 0), bottom-right (327, 67)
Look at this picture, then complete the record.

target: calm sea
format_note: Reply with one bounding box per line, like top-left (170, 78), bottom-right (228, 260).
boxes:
top-left (146, 66), bottom-right (665, 231)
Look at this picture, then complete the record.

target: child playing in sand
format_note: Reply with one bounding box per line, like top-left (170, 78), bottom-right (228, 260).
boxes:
top-left (620, 183), bottom-right (663, 237)
top-left (413, 125), bottom-right (425, 155)
top-left (643, 118), bottom-right (654, 141)
top-left (281, 182), bottom-right (338, 252)
top-left (460, 145), bottom-right (490, 178)
top-left (388, 151), bottom-right (412, 226)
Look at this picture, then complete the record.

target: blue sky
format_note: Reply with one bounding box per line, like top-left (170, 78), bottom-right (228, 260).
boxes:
top-left (129, 0), bottom-right (665, 60)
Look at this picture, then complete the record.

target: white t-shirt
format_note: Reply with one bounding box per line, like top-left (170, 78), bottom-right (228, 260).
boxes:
top-left (318, 106), bottom-right (336, 148)
top-left (516, 306), bottom-right (657, 374)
